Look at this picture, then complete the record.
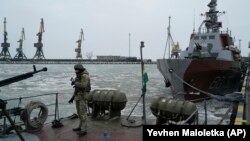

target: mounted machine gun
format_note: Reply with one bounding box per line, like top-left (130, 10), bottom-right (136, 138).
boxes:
top-left (0, 65), bottom-right (47, 141)
top-left (0, 65), bottom-right (47, 87)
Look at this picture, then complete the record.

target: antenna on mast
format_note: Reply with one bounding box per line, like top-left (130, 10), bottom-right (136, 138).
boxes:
top-left (193, 9), bottom-right (196, 33)
top-left (238, 39), bottom-right (241, 51)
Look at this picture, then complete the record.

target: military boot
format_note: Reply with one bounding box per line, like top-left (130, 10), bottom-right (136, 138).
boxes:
top-left (77, 130), bottom-right (87, 136)
top-left (72, 127), bottom-right (81, 132)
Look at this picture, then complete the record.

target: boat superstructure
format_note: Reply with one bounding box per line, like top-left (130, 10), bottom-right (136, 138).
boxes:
top-left (157, 0), bottom-right (245, 101)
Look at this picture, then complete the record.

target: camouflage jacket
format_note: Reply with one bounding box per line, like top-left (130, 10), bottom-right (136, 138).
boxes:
top-left (73, 70), bottom-right (91, 101)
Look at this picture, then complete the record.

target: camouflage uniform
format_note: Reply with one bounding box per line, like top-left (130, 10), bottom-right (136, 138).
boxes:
top-left (73, 69), bottom-right (90, 131)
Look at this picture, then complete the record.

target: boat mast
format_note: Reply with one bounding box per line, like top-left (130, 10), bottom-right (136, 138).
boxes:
top-left (199, 0), bottom-right (223, 33)
top-left (163, 16), bottom-right (175, 59)
top-left (238, 39), bottom-right (241, 51)
top-left (168, 16), bottom-right (171, 58)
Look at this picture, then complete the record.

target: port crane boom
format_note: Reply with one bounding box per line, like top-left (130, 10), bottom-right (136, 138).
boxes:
top-left (75, 28), bottom-right (84, 59)
top-left (33, 18), bottom-right (45, 60)
top-left (14, 28), bottom-right (27, 59)
top-left (0, 17), bottom-right (11, 59)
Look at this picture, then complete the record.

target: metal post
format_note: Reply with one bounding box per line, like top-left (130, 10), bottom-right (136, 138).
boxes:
top-left (247, 88), bottom-right (250, 125)
top-left (246, 67), bottom-right (250, 125)
top-left (204, 100), bottom-right (207, 125)
top-left (168, 16), bottom-right (171, 59)
top-left (126, 95), bottom-right (143, 120)
top-left (54, 93), bottom-right (58, 121)
top-left (129, 33), bottom-right (131, 58)
top-left (140, 41), bottom-right (146, 124)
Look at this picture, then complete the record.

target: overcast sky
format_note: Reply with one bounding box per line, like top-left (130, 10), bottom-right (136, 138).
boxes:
top-left (1, 0), bottom-right (249, 61)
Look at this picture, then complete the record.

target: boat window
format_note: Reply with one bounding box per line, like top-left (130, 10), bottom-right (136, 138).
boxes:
top-left (194, 36), bottom-right (199, 40)
top-left (209, 35), bottom-right (215, 39)
top-left (207, 43), bottom-right (213, 51)
top-left (201, 36), bottom-right (207, 40)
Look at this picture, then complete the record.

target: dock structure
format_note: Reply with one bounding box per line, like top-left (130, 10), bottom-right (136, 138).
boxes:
top-left (0, 59), bottom-right (156, 64)
top-left (234, 64), bottom-right (250, 125)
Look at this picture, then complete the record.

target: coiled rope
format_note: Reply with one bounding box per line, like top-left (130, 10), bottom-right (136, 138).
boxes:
top-left (21, 101), bottom-right (48, 132)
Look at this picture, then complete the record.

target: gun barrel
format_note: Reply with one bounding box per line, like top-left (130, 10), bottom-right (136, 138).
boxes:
top-left (36, 67), bottom-right (47, 73)
top-left (0, 73), bottom-right (33, 87)
top-left (0, 66), bottom-right (47, 87)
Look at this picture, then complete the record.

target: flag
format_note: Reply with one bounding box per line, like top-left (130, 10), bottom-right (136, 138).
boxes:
top-left (143, 72), bottom-right (149, 84)
top-left (142, 72), bottom-right (148, 93)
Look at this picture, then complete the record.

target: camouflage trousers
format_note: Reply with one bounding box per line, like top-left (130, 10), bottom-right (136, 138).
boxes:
top-left (75, 99), bottom-right (87, 130)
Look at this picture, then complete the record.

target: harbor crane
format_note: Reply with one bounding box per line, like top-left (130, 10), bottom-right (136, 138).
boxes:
top-left (33, 18), bottom-right (45, 60)
top-left (0, 17), bottom-right (11, 59)
top-left (75, 28), bottom-right (84, 59)
top-left (14, 28), bottom-right (27, 59)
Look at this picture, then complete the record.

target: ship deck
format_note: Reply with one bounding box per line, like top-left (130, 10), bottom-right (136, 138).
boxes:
top-left (1, 115), bottom-right (154, 141)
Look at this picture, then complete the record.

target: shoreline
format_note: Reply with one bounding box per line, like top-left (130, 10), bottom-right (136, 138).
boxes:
top-left (0, 59), bottom-right (156, 64)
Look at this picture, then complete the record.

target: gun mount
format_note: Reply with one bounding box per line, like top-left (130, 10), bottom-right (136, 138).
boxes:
top-left (0, 65), bottom-right (47, 141)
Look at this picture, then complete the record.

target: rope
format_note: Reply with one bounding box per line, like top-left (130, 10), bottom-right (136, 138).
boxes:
top-left (169, 69), bottom-right (246, 103)
top-left (5, 92), bottom-right (59, 101)
top-left (217, 104), bottom-right (233, 125)
top-left (172, 109), bottom-right (199, 125)
top-left (22, 101), bottom-right (48, 132)
top-left (152, 109), bottom-right (199, 125)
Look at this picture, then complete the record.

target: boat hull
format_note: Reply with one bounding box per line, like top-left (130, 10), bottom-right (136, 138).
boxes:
top-left (157, 59), bottom-right (242, 101)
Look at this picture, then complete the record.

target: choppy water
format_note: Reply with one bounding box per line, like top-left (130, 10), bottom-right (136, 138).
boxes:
top-left (0, 64), bottom-right (231, 125)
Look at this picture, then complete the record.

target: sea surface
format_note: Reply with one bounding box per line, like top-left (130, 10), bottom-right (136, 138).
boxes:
top-left (0, 64), bottom-right (232, 125)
